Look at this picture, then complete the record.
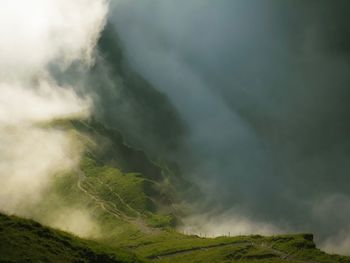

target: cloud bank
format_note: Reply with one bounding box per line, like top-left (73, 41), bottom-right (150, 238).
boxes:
top-left (2, 0), bottom-right (350, 254)
top-left (110, 0), bottom-right (350, 255)
top-left (0, 0), bottom-right (108, 237)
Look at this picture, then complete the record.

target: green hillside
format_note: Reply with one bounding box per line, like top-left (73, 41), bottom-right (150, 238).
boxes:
top-left (1, 119), bottom-right (347, 262)
top-left (0, 213), bottom-right (139, 263)
top-left (2, 212), bottom-right (349, 263)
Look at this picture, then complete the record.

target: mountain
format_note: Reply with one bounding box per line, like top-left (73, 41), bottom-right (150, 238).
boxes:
top-left (90, 23), bottom-right (189, 161)
top-left (2, 22), bottom-right (350, 263)
top-left (2, 118), bottom-right (348, 262)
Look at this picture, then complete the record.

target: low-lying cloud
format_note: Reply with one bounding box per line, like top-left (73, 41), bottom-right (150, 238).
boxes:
top-left (0, 0), bottom-right (108, 237)
top-left (110, 0), bottom-right (350, 255)
top-left (2, 0), bottom-right (350, 255)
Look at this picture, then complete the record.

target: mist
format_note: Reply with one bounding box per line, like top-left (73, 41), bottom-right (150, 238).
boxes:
top-left (2, 0), bottom-right (350, 256)
top-left (109, 0), bottom-right (350, 254)
top-left (0, 0), bottom-right (108, 237)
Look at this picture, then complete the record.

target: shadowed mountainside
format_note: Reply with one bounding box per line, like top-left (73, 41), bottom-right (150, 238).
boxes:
top-left (91, 23), bottom-right (189, 161)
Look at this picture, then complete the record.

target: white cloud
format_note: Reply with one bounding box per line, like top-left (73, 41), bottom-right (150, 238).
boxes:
top-left (0, 0), bottom-right (109, 237)
top-left (0, 0), bottom-right (108, 79)
top-left (178, 209), bottom-right (284, 237)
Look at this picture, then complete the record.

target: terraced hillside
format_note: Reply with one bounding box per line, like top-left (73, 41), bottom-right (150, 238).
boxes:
top-left (2, 119), bottom-right (350, 262)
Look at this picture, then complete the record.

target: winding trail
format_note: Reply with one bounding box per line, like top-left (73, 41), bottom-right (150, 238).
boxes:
top-left (77, 178), bottom-right (122, 219)
top-left (95, 178), bottom-right (142, 217)
top-left (148, 241), bottom-right (251, 260)
top-left (150, 240), bottom-right (320, 263)
top-left (75, 168), bottom-right (158, 234)
top-left (75, 168), bottom-right (319, 263)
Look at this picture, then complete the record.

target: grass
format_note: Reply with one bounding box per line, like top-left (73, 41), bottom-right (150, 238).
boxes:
top-left (82, 157), bottom-right (155, 213)
top-left (0, 213), bottom-right (139, 263)
top-left (265, 234), bottom-right (350, 263)
top-left (3, 119), bottom-right (350, 262)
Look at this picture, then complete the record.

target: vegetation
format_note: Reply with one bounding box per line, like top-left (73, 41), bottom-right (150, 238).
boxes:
top-left (0, 213), bottom-right (139, 263)
top-left (2, 119), bottom-right (350, 262)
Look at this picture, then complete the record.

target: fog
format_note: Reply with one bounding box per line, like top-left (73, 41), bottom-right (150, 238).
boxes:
top-left (0, 0), bottom-right (108, 237)
top-left (2, 0), bottom-right (350, 255)
top-left (109, 0), bottom-right (350, 254)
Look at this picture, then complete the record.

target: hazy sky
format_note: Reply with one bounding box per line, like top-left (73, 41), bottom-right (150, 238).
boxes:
top-left (109, 0), bottom-right (350, 254)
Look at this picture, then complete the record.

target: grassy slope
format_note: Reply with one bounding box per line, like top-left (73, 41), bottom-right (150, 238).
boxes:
top-left (0, 213), bottom-right (139, 263)
top-left (3, 119), bottom-right (350, 263)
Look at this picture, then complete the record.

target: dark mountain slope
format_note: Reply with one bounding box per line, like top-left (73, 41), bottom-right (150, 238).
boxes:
top-left (91, 23), bottom-right (189, 160)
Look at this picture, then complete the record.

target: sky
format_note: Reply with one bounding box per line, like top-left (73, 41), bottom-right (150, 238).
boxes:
top-left (109, 0), bottom-right (350, 254)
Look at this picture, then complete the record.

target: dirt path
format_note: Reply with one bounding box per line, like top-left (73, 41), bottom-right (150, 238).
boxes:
top-left (150, 240), bottom-right (319, 263)
top-left (96, 178), bottom-right (142, 217)
top-left (149, 241), bottom-right (251, 260)
top-left (255, 243), bottom-right (319, 263)
top-left (75, 168), bottom-right (318, 263)
top-left (255, 240), bottom-right (321, 263)
top-left (76, 168), bottom-right (159, 235)
top-left (77, 179), bottom-right (122, 219)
